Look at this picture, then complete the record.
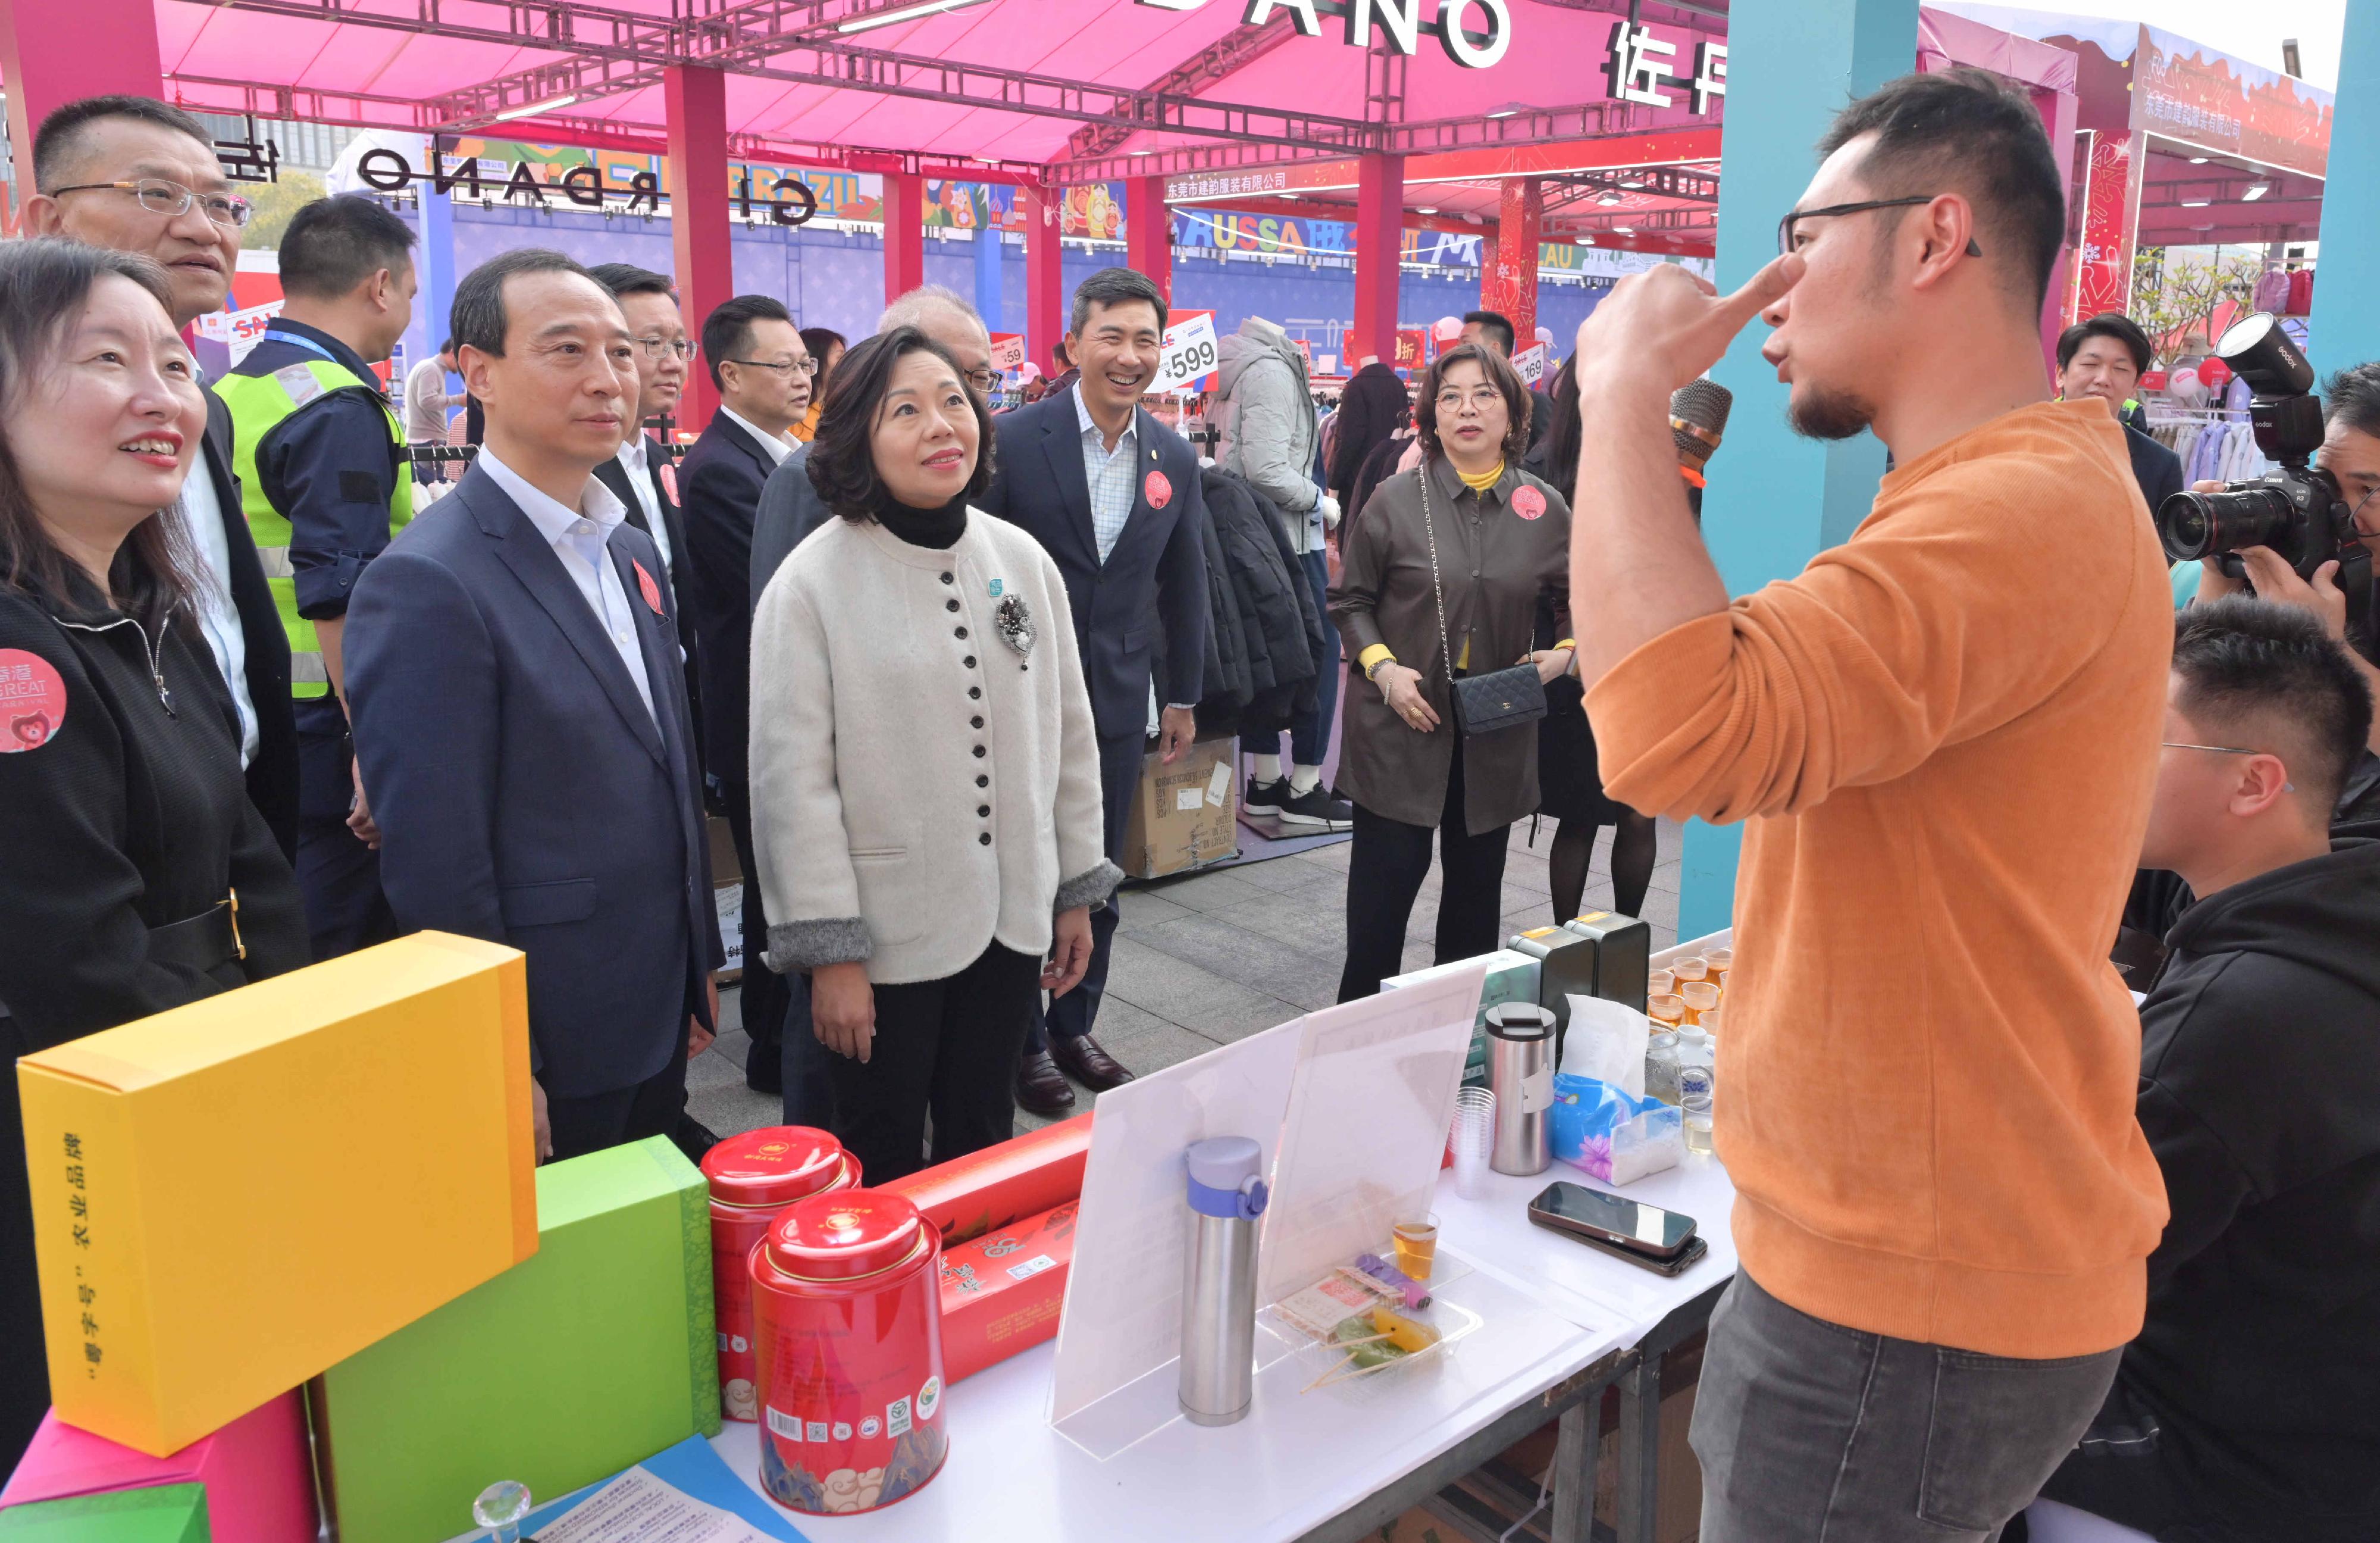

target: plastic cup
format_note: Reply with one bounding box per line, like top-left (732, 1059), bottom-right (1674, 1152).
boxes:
top-left (1681, 981), bottom-right (1720, 1023)
top-left (1704, 947), bottom-right (1732, 986)
top-left (1391, 1215), bottom-right (1440, 1282)
top-left (1671, 955), bottom-right (1709, 985)
top-left (1451, 1088), bottom-right (1495, 1201)
top-left (1647, 992), bottom-right (1687, 1027)
top-left (1648, 967), bottom-right (1676, 997)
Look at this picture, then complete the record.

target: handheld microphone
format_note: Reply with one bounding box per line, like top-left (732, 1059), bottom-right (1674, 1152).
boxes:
top-left (1670, 378), bottom-right (1733, 485)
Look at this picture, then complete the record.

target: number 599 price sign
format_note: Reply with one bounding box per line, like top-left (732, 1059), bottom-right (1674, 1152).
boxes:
top-left (1150, 312), bottom-right (1220, 396)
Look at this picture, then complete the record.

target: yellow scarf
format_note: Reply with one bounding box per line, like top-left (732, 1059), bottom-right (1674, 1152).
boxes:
top-left (1457, 459), bottom-right (1505, 493)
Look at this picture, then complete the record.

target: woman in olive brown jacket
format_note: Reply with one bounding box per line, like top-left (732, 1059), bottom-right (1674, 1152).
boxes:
top-left (1329, 343), bottom-right (1574, 999)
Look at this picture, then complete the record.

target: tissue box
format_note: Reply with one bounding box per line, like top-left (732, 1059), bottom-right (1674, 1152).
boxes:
top-left (0, 1486), bottom-right (207, 1543)
top-left (1385, 949), bottom-right (1538, 1087)
top-left (312, 1137), bottom-right (718, 1543)
top-left (14, 932), bottom-right (538, 1456)
top-left (938, 1201), bottom-right (1078, 1382)
top-left (887, 1113), bottom-right (1091, 1245)
top-left (0, 1392), bottom-right (314, 1541)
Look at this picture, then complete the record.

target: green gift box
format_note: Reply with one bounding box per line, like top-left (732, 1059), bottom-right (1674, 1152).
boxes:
top-left (312, 1137), bottom-right (719, 1543)
top-left (0, 1484), bottom-right (208, 1542)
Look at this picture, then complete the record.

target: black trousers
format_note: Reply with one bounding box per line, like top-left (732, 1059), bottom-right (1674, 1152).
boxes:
top-left (831, 944), bottom-right (1041, 1183)
top-left (1338, 734), bottom-right (1512, 1001)
top-left (294, 699), bottom-right (396, 961)
top-left (719, 778), bottom-right (787, 1088)
top-left (1028, 731), bottom-right (1141, 1051)
top-left (1, 1020), bottom-right (45, 1470)
top-left (545, 1022), bottom-right (691, 1165)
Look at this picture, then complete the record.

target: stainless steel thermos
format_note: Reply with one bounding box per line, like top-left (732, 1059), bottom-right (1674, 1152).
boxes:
top-left (1486, 1004), bottom-right (1556, 1175)
top-left (1179, 1136), bottom-right (1270, 1426)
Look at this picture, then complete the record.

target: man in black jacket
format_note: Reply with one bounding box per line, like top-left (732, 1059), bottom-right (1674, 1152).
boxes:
top-left (680, 295), bottom-right (811, 1096)
top-left (1327, 356), bottom-right (1408, 509)
top-left (24, 95), bottom-right (298, 857)
top-left (2055, 312), bottom-right (2184, 518)
top-left (2040, 597), bottom-right (2380, 1542)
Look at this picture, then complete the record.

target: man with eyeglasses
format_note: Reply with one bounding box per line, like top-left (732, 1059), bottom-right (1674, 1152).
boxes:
top-left (588, 264), bottom-right (703, 774)
top-left (2029, 596), bottom-right (2380, 1543)
top-left (23, 95), bottom-right (298, 863)
top-left (1566, 70), bottom-right (2172, 1536)
top-left (681, 295), bottom-right (812, 1097)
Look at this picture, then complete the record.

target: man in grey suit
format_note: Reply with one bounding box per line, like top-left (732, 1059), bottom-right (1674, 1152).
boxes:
top-left (346, 249), bottom-right (721, 1162)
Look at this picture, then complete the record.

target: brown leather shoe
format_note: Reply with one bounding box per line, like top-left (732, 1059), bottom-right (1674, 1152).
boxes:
top-left (1050, 1033), bottom-right (1135, 1093)
top-left (1015, 1048), bottom-right (1077, 1117)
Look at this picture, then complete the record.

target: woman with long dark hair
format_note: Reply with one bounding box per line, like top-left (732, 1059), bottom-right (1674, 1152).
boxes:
top-left (747, 327), bottom-right (1114, 1181)
top-left (0, 240), bottom-right (307, 1464)
top-left (1523, 354), bottom-right (1659, 921)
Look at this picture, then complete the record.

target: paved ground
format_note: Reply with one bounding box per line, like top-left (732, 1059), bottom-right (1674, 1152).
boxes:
top-left (688, 818), bottom-right (1683, 1138)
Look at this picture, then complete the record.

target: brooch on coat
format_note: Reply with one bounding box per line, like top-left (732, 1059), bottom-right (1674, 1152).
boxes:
top-left (995, 592), bottom-right (1035, 661)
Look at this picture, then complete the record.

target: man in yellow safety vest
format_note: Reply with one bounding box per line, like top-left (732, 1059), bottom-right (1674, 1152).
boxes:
top-left (214, 194), bottom-right (415, 959)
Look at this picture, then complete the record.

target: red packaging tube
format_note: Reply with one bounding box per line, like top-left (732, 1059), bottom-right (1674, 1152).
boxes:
top-left (702, 1126), bottom-right (859, 1422)
top-left (751, 1190), bottom-right (949, 1515)
top-left (886, 1112), bottom-right (1091, 1245)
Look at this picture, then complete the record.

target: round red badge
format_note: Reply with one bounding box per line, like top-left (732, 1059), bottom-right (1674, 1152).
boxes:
top-left (1510, 486), bottom-right (1546, 521)
top-left (1144, 469), bottom-right (1172, 509)
top-left (659, 462), bottom-right (681, 503)
top-left (0, 648), bottom-right (68, 752)
top-left (634, 561), bottom-right (665, 616)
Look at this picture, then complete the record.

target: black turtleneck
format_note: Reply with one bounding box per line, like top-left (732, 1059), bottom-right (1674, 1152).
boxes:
top-left (874, 489), bottom-right (969, 550)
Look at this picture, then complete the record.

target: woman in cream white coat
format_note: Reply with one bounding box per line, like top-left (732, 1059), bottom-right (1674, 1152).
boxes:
top-left (750, 327), bottom-right (1117, 1181)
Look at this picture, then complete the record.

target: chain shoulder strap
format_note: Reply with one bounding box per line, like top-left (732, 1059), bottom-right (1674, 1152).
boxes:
top-left (1418, 458), bottom-right (1456, 684)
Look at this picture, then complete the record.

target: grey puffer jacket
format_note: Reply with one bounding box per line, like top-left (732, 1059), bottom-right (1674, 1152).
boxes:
top-left (1214, 319), bottom-right (1326, 555)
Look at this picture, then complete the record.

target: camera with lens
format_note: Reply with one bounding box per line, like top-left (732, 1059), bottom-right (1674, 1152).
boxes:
top-left (2156, 312), bottom-right (2372, 644)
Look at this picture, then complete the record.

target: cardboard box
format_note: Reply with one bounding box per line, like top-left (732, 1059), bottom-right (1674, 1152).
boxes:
top-left (0, 1391), bottom-right (314, 1542)
top-left (15, 933), bottom-right (537, 1457)
top-left (0, 1485), bottom-right (208, 1543)
top-left (1384, 949), bottom-right (1538, 1088)
top-left (887, 1113), bottom-right (1091, 1245)
top-left (1120, 737), bottom-right (1238, 878)
top-left (708, 816), bottom-right (744, 982)
top-left (312, 1135), bottom-right (719, 1543)
top-left (938, 1201), bottom-right (1077, 1382)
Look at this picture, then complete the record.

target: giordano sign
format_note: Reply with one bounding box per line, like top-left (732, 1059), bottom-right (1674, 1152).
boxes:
top-left (350, 145), bottom-right (822, 225)
top-left (1134, 0), bottom-right (1511, 70)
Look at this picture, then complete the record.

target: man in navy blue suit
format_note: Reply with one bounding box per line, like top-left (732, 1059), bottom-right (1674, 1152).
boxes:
top-left (979, 267), bottom-right (1210, 1114)
top-left (346, 249), bottom-right (721, 1162)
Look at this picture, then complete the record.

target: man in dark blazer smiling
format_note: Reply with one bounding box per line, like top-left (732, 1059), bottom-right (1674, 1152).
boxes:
top-left (979, 266), bottom-right (1210, 1113)
top-left (346, 249), bottom-right (719, 1162)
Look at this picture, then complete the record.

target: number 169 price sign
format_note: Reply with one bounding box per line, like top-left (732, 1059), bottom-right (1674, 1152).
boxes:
top-left (1150, 311), bottom-right (1220, 396)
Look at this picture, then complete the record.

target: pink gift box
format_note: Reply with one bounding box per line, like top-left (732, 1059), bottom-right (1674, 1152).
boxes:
top-left (1, 1389), bottom-right (318, 1541)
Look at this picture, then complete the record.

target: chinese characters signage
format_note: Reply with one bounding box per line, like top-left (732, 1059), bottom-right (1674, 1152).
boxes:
top-left (1136, 0), bottom-right (1511, 70)
top-left (2135, 25), bottom-right (2331, 179)
top-left (1606, 22), bottom-right (1726, 117)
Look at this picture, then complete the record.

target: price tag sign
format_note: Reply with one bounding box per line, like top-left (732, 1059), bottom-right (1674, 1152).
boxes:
top-left (987, 332), bottom-right (1025, 374)
top-left (1150, 311), bottom-right (1220, 395)
top-left (1510, 341), bottom-right (1549, 386)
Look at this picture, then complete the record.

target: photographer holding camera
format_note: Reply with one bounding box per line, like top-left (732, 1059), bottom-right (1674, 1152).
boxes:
top-left (2185, 358), bottom-right (2380, 773)
top-left (1567, 70), bottom-right (2171, 1538)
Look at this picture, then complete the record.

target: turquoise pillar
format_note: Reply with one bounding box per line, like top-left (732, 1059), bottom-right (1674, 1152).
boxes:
top-left (2310, 0), bottom-right (2380, 382)
top-left (1676, 0), bottom-right (1920, 941)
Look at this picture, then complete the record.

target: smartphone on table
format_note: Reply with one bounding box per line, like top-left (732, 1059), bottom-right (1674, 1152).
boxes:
top-left (1527, 1181), bottom-right (1706, 1277)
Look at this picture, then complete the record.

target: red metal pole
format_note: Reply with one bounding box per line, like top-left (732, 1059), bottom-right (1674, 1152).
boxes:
top-left (665, 64), bottom-right (734, 434)
top-left (884, 170), bottom-right (926, 305)
top-left (1483, 176), bottom-right (1542, 343)
top-left (0, 0), bottom-right (166, 227)
top-left (1351, 153), bottom-right (1405, 370)
top-left (1126, 174), bottom-right (1172, 303)
top-left (1022, 181), bottom-right (1066, 381)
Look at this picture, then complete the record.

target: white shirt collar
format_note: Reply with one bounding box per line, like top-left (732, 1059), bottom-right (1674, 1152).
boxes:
top-left (720, 406), bottom-right (796, 465)
top-left (477, 446), bottom-right (627, 547)
top-left (1072, 383), bottom-right (1137, 452)
top-left (616, 435), bottom-right (648, 474)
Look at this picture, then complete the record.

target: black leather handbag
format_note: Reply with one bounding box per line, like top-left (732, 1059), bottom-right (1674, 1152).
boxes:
top-left (1420, 465), bottom-right (1547, 738)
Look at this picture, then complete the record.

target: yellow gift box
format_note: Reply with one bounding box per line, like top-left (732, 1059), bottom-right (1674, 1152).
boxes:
top-left (15, 932), bottom-right (539, 1456)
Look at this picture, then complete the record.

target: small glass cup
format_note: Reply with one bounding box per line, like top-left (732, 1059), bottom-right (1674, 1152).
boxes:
top-left (1680, 980), bottom-right (1720, 1023)
top-left (1671, 955), bottom-right (1709, 985)
top-left (1647, 992), bottom-right (1686, 1027)
top-left (1647, 966), bottom-right (1676, 997)
top-left (1704, 947), bottom-right (1733, 987)
top-left (1391, 1215), bottom-right (1440, 1281)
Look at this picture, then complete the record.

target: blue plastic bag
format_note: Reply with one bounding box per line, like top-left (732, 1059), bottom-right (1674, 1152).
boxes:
top-left (1546, 1073), bottom-right (1683, 1185)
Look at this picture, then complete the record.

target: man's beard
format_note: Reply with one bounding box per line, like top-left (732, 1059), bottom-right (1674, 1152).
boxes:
top-left (1789, 384), bottom-right (1878, 442)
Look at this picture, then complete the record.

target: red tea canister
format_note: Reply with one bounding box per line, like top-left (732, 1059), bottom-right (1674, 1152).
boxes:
top-left (702, 1126), bottom-right (859, 1421)
top-left (750, 1189), bottom-right (948, 1515)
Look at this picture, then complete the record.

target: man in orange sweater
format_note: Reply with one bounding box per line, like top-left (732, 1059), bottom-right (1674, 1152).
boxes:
top-left (1569, 71), bottom-right (2171, 1541)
